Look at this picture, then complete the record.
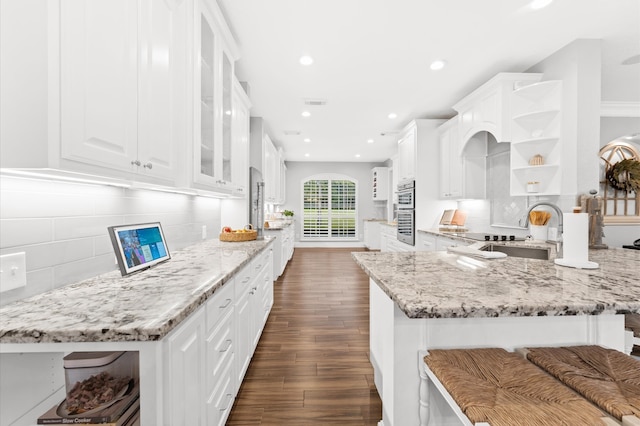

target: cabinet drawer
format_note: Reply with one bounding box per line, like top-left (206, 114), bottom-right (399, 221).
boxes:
top-left (206, 277), bottom-right (235, 332)
top-left (205, 353), bottom-right (235, 426)
top-left (251, 250), bottom-right (269, 275)
top-left (205, 308), bottom-right (235, 397)
top-left (234, 263), bottom-right (254, 299)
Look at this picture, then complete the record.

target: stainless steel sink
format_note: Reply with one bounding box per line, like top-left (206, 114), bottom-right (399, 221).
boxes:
top-left (479, 243), bottom-right (550, 260)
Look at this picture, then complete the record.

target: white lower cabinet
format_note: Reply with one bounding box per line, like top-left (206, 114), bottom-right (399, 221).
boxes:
top-left (415, 232), bottom-right (436, 252)
top-left (363, 220), bottom-right (381, 250)
top-left (165, 308), bottom-right (206, 425)
top-left (380, 224), bottom-right (416, 252)
top-left (235, 247), bottom-right (273, 384)
top-left (379, 224), bottom-right (395, 252)
top-left (165, 247), bottom-right (273, 425)
top-left (235, 263), bottom-right (255, 384)
top-left (264, 224), bottom-right (294, 280)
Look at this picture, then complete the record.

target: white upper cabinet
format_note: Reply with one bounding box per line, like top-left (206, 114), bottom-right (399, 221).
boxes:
top-left (263, 135), bottom-right (279, 203)
top-left (192, 0), bottom-right (245, 193)
top-left (453, 73), bottom-right (542, 146)
top-left (397, 126), bottom-right (416, 182)
top-left (438, 117), bottom-right (463, 199)
top-left (60, 0), bottom-right (186, 183)
top-left (231, 79), bottom-right (251, 196)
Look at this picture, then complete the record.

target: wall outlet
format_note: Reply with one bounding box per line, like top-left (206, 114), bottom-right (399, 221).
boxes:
top-left (0, 252), bottom-right (27, 293)
top-left (202, 225), bottom-right (207, 239)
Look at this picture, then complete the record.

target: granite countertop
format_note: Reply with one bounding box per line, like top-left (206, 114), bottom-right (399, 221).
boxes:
top-left (0, 238), bottom-right (274, 344)
top-left (352, 248), bottom-right (640, 319)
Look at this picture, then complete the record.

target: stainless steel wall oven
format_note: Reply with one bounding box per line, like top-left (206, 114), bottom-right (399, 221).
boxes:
top-left (397, 180), bottom-right (415, 245)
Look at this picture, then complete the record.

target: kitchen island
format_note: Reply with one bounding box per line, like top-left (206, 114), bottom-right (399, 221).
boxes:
top-left (352, 248), bottom-right (640, 426)
top-left (0, 238), bottom-right (274, 425)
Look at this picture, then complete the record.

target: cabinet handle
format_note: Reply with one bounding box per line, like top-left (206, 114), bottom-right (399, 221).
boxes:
top-left (131, 160), bottom-right (141, 166)
top-left (219, 298), bottom-right (232, 309)
top-left (220, 394), bottom-right (233, 411)
top-left (241, 277), bottom-right (250, 284)
top-left (220, 339), bottom-right (232, 353)
top-left (255, 263), bottom-right (262, 270)
top-left (143, 162), bottom-right (153, 169)
top-left (216, 180), bottom-right (227, 185)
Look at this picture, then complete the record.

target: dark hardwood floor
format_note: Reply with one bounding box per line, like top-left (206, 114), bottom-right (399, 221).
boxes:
top-left (227, 247), bottom-right (383, 425)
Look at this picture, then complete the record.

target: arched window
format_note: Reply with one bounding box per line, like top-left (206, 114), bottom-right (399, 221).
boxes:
top-left (302, 175), bottom-right (358, 240)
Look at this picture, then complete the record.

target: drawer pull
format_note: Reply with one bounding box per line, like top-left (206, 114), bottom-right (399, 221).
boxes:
top-left (219, 298), bottom-right (232, 309)
top-left (255, 263), bottom-right (262, 270)
top-left (241, 277), bottom-right (251, 284)
top-left (220, 339), bottom-right (232, 353)
top-left (220, 394), bottom-right (233, 411)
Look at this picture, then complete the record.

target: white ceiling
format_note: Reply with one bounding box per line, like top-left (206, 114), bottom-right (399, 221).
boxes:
top-left (218, 0), bottom-right (640, 163)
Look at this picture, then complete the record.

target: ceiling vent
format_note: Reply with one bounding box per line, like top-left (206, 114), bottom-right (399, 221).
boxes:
top-left (283, 130), bottom-right (301, 136)
top-left (303, 98), bottom-right (328, 106)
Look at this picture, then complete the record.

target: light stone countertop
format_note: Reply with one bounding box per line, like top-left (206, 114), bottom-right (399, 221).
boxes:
top-left (0, 238), bottom-right (274, 343)
top-left (352, 248), bottom-right (640, 319)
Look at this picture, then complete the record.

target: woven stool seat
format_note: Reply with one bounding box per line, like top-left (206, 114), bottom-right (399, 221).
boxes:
top-left (525, 345), bottom-right (640, 421)
top-left (627, 314), bottom-right (640, 338)
top-left (424, 347), bottom-right (607, 426)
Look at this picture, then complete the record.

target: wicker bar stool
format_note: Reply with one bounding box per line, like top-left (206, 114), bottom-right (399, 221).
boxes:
top-left (523, 345), bottom-right (640, 426)
top-left (423, 347), bottom-right (616, 426)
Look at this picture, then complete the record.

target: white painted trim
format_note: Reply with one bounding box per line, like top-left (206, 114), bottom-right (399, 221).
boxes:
top-left (294, 241), bottom-right (365, 248)
top-left (601, 101), bottom-right (640, 117)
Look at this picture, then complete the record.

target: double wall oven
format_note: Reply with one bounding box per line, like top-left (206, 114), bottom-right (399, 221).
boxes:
top-left (396, 179), bottom-right (415, 245)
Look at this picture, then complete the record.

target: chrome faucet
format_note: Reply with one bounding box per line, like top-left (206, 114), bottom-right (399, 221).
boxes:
top-left (522, 201), bottom-right (563, 258)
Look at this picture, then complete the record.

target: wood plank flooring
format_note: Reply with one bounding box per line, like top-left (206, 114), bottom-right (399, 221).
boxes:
top-left (227, 248), bottom-right (383, 425)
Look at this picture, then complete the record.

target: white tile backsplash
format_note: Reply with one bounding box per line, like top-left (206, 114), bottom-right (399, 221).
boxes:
top-left (0, 176), bottom-right (222, 306)
top-left (54, 216), bottom-right (124, 240)
top-left (0, 218), bottom-right (53, 247)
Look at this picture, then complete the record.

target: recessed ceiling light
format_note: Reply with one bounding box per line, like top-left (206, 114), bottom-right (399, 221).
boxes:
top-left (299, 55), bottom-right (314, 66)
top-left (388, 113), bottom-right (397, 119)
top-left (304, 153), bottom-right (310, 157)
top-left (355, 154), bottom-right (361, 158)
top-left (225, 110), bottom-right (232, 115)
top-left (304, 138), bottom-right (311, 143)
top-left (367, 139), bottom-right (374, 144)
top-left (302, 111), bottom-right (311, 118)
top-left (530, 0), bottom-right (553, 10)
top-left (430, 60), bottom-right (446, 71)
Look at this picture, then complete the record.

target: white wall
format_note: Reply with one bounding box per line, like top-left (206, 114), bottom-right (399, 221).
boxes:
top-left (282, 161), bottom-right (386, 246)
top-left (0, 176), bottom-right (222, 306)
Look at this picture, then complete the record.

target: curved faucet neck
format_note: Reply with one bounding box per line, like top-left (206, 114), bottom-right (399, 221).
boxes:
top-left (524, 202), bottom-right (564, 234)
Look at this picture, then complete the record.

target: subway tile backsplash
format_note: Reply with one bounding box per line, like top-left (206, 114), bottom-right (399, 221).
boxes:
top-left (0, 176), bottom-right (221, 306)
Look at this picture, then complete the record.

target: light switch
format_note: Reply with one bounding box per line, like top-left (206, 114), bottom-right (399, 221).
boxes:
top-left (0, 252), bottom-right (27, 293)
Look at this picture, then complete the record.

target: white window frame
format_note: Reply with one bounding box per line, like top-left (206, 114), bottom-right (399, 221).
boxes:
top-left (301, 174), bottom-right (358, 242)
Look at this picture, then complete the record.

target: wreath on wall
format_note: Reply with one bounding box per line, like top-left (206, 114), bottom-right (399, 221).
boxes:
top-left (606, 158), bottom-right (640, 193)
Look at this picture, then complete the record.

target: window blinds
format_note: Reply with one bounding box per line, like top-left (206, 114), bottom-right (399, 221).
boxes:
top-left (303, 178), bottom-right (357, 240)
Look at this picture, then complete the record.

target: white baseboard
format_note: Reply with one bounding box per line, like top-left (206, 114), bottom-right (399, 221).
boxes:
top-left (294, 241), bottom-right (366, 248)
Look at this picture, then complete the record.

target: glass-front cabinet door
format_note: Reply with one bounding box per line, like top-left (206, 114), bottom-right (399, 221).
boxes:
top-left (192, 0), bottom-right (244, 194)
top-left (199, 13), bottom-right (216, 180)
top-left (222, 51), bottom-right (233, 185)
